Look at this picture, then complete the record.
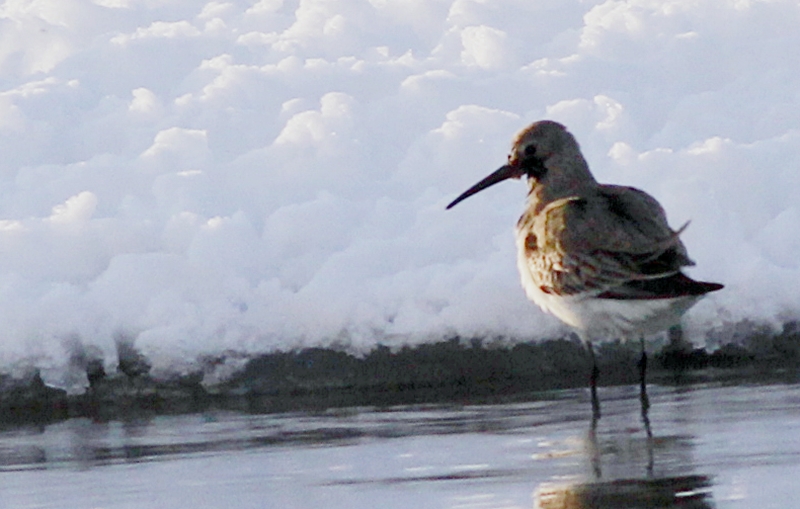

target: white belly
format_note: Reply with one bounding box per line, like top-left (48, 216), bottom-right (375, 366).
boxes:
top-left (529, 287), bottom-right (702, 339)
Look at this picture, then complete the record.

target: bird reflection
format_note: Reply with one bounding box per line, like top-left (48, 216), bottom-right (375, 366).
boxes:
top-left (590, 383), bottom-right (653, 477)
top-left (534, 474), bottom-right (713, 509)
top-left (588, 418), bottom-right (653, 481)
top-left (536, 414), bottom-right (712, 509)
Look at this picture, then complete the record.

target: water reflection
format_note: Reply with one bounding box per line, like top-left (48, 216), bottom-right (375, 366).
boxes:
top-left (535, 475), bottom-right (712, 509)
top-left (6, 384), bottom-right (800, 508)
top-left (535, 404), bottom-right (713, 509)
top-left (0, 400), bottom-right (587, 471)
top-left (0, 414), bottom-right (372, 470)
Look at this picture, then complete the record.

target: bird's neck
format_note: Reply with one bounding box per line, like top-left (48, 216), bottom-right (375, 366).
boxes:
top-left (526, 156), bottom-right (597, 214)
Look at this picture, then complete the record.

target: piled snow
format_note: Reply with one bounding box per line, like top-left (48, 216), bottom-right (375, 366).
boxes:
top-left (0, 0), bottom-right (799, 390)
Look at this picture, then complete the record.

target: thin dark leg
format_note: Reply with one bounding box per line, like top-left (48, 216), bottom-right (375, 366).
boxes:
top-left (638, 337), bottom-right (652, 438)
top-left (588, 342), bottom-right (601, 424)
top-left (638, 339), bottom-right (649, 411)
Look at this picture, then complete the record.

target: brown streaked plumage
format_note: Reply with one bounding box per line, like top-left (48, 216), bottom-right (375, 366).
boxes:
top-left (447, 120), bottom-right (723, 427)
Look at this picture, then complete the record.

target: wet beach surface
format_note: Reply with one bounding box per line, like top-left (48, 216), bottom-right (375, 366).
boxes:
top-left (1, 381), bottom-right (799, 508)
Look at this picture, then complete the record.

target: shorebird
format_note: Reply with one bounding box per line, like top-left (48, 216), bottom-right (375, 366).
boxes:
top-left (447, 120), bottom-right (722, 425)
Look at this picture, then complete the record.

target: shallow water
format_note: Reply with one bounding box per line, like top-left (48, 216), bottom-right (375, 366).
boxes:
top-left (1, 382), bottom-right (799, 508)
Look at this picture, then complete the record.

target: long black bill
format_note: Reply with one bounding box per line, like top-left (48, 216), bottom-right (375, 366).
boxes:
top-left (446, 164), bottom-right (522, 209)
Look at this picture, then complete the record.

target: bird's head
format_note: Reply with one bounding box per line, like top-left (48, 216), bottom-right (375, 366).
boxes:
top-left (446, 120), bottom-right (592, 209)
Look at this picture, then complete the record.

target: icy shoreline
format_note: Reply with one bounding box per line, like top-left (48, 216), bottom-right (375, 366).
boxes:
top-left (2, 320), bottom-right (797, 426)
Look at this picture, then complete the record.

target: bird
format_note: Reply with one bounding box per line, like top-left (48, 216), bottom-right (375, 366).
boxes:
top-left (446, 120), bottom-right (723, 428)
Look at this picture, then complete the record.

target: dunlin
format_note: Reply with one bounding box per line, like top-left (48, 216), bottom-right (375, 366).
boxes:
top-left (447, 121), bottom-right (722, 425)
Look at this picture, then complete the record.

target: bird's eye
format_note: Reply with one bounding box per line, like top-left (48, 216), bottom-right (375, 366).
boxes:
top-left (524, 145), bottom-right (537, 157)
